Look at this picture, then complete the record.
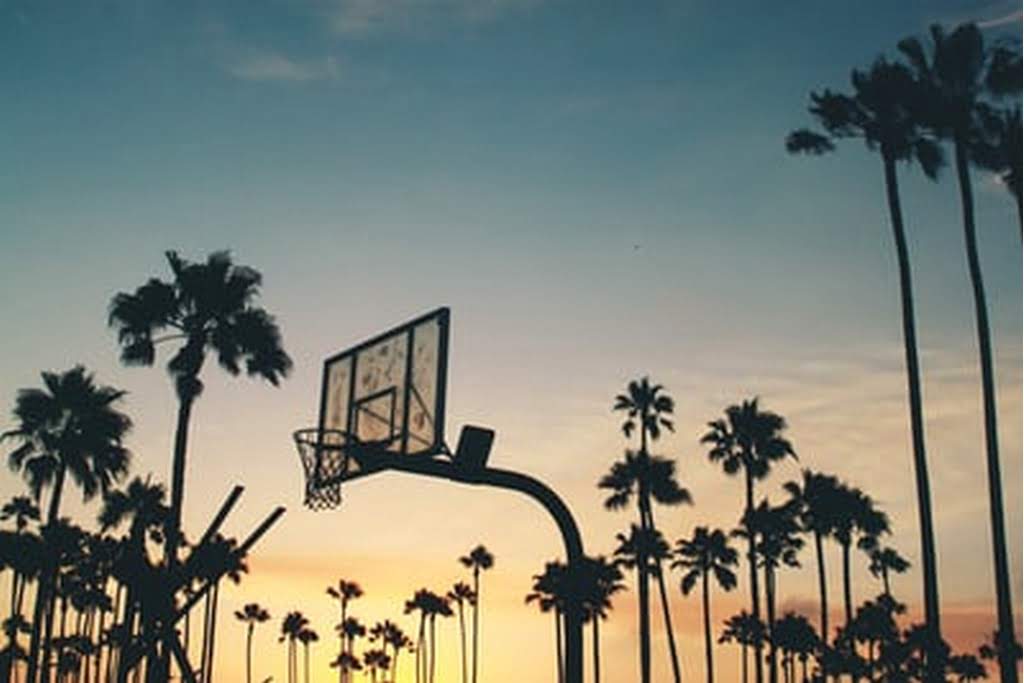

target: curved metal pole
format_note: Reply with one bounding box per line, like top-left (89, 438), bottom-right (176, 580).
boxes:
top-left (354, 455), bottom-right (585, 683)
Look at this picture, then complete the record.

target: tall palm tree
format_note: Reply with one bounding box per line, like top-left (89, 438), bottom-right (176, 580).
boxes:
top-left (784, 469), bottom-right (841, 642)
top-left (234, 603), bottom-right (270, 683)
top-left (604, 377), bottom-right (689, 683)
top-left (404, 591), bottom-right (431, 683)
top-left (297, 627), bottom-right (319, 683)
top-left (701, 397), bottom-right (795, 683)
top-left (4, 366), bottom-right (132, 683)
top-left (719, 611), bottom-right (767, 683)
top-left (376, 620), bottom-right (411, 683)
top-left (108, 251), bottom-right (292, 569)
top-left (787, 58), bottom-right (945, 675)
top-left (446, 582), bottom-right (475, 683)
top-left (869, 547), bottom-right (911, 598)
top-left (280, 612), bottom-right (309, 683)
top-left (898, 25), bottom-right (1021, 682)
top-left (526, 561), bottom-right (569, 683)
top-left (674, 527), bottom-right (739, 683)
top-left (577, 556), bottom-right (625, 683)
top-left (327, 579), bottom-right (363, 683)
top-left (458, 545), bottom-right (493, 683)
top-left (831, 485), bottom-right (889, 627)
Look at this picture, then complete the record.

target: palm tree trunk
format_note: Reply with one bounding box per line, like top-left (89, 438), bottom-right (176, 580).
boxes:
top-left (742, 643), bottom-right (748, 683)
top-left (471, 570), bottom-right (480, 683)
top-left (953, 137), bottom-right (1018, 683)
top-left (814, 531), bottom-right (828, 643)
top-left (765, 566), bottom-right (777, 683)
top-left (703, 571), bottom-right (714, 683)
top-left (458, 602), bottom-right (467, 683)
top-left (303, 643), bottom-right (309, 683)
top-left (592, 616), bottom-right (600, 683)
top-left (653, 557), bottom-right (683, 683)
top-left (555, 610), bottom-right (564, 683)
top-left (29, 468), bottom-right (67, 683)
top-left (206, 582), bottom-right (220, 683)
top-left (246, 623), bottom-right (253, 683)
top-left (882, 568), bottom-right (890, 598)
top-left (744, 470), bottom-right (764, 683)
top-left (429, 615), bottom-right (437, 683)
top-left (841, 543), bottom-right (852, 628)
top-left (881, 152), bottom-right (942, 676)
top-left (338, 601), bottom-right (346, 683)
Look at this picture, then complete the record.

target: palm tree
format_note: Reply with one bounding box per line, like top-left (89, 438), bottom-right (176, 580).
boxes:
top-left (234, 603), bottom-right (270, 683)
top-left (446, 582), bottom-right (475, 683)
top-left (404, 591), bottom-right (431, 683)
top-left (869, 547), bottom-right (910, 598)
top-left (576, 556), bottom-right (625, 683)
top-left (362, 648), bottom-right (391, 683)
top-left (701, 397), bottom-right (795, 683)
top-left (603, 377), bottom-right (689, 683)
top-left (329, 652), bottom-right (362, 680)
top-left (787, 57), bottom-right (945, 674)
top-left (458, 545), bottom-right (493, 683)
top-left (831, 485), bottom-right (889, 627)
top-left (526, 560), bottom-right (570, 683)
top-left (674, 527), bottom-right (739, 683)
top-left (297, 627), bottom-right (319, 683)
top-left (1, 495), bottom-right (40, 681)
top-left (280, 612), bottom-right (309, 683)
top-left (108, 251), bottom-right (292, 569)
top-left (771, 613), bottom-right (819, 683)
top-left (327, 579), bottom-right (363, 683)
top-left (898, 25), bottom-right (1021, 682)
top-left (719, 611), bottom-right (767, 683)
top-left (784, 469), bottom-right (841, 642)
top-left (4, 366), bottom-right (132, 683)
top-left (381, 621), bottom-right (412, 683)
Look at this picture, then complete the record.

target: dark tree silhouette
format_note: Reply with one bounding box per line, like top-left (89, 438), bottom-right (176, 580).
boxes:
top-left (297, 626), bottom-right (318, 683)
top-left (869, 547), bottom-right (910, 598)
top-left (674, 527), bottom-right (738, 683)
top-left (446, 582), bottom-right (475, 683)
top-left (899, 25), bottom-right (1021, 683)
top-left (702, 397), bottom-right (795, 683)
top-left (787, 57), bottom-right (945, 676)
top-left (4, 366), bottom-right (131, 683)
top-left (234, 603), bottom-right (270, 683)
top-left (973, 105), bottom-right (1023, 227)
top-left (279, 611), bottom-right (309, 683)
top-left (526, 560), bottom-right (570, 683)
top-left (578, 556), bottom-right (626, 683)
top-left (719, 611), bottom-right (767, 683)
top-left (458, 545), bottom-right (493, 683)
top-left (327, 579), bottom-right (363, 683)
top-left (830, 485), bottom-right (889, 627)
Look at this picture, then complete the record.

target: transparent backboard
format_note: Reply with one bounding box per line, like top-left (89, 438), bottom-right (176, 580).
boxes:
top-left (317, 308), bottom-right (449, 482)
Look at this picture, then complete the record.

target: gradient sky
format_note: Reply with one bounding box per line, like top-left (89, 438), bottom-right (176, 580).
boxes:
top-left (1, 1), bottom-right (1021, 681)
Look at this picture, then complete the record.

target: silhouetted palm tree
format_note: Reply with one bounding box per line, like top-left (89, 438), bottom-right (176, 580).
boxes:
top-left (899, 25), bottom-right (1021, 682)
top-left (4, 366), bottom-right (132, 683)
top-left (526, 561), bottom-right (569, 683)
top-left (604, 377), bottom-right (689, 683)
top-left (784, 469), bottom-right (841, 642)
top-left (404, 591), bottom-right (430, 683)
top-left (108, 251), bottom-right (292, 568)
top-left (831, 485), bottom-right (889, 627)
top-left (869, 547), bottom-right (910, 598)
top-left (280, 612), bottom-right (308, 683)
top-left (329, 652), bottom-right (361, 681)
top-left (298, 627), bottom-right (318, 683)
top-left (702, 397), bottom-right (794, 683)
top-left (327, 579), bottom-right (363, 683)
top-left (363, 648), bottom-right (391, 683)
top-left (1, 495), bottom-right (39, 682)
top-left (370, 619), bottom-right (410, 683)
top-left (458, 545), bottom-right (493, 683)
top-left (446, 582), bottom-right (475, 683)
top-left (578, 556), bottom-right (625, 683)
top-left (719, 611), bottom-right (767, 683)
top-left (771, 613), bottom-right (818, 683)
top-left (787, 57), bottom-right (945, 674)
top-left (234, 603), bottom-right (270, 683)
top-left (674, 527), bottom-right (739, 683)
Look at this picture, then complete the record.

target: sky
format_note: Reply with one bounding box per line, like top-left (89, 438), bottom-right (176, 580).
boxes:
top-left (1, 1), bottom-right (1022, 681)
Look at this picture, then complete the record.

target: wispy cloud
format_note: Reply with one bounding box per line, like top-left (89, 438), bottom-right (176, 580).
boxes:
top-left (978, 9), bottom-right (1023, 28)
top-left (225, 50), bottom-right (340, 83)
top-left (328, 0), bottom-right (540, 36)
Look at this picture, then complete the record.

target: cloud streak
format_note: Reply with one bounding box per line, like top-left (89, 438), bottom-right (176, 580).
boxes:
top-left (225, 51), bottom-right (340, 82)
top-left (328, 0), bottom-right (540, 36)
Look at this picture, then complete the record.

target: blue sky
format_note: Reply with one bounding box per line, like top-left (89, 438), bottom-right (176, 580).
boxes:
top-left (1, 1), bottom-right (1021, 680)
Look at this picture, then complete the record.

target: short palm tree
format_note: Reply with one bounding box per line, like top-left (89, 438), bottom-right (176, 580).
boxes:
top-left (458, 544), bottom-right (494, 683)
top-left (787, 57), bottom-right (945, 672)
top-left (783, 469), bottom-right (841, 641)
top-left (280, 611), bottom-right (309, 683)
top-left (108, 250), bottom-right (292, 570)
top-left (363, 647), bottom-right (391, 683)
top-left (831, 485), bottom-right (889, 627)
top-left (526, 560), bottom-right (570, 683)
top-left (447, 581), bottom-right (475, 683)
top-left (869, 546), bottom-right (911, 597)
top-left (899, 25), bottom-right (1020, 682)
top-left (701, 397), bottom-right (794, 683)
top-left (297, 627), bottom-right (319, 683)
top-left (327, 579), bottom-right (363, 683)
top-left (234, 603), bottom-right (270, 683)
top-left (4, 366), bottom-right (132, 683)
top-left (771, 613), bottom-right (819, 683)
top-left (719, 611), bottom-right (767, 683)
top-left (578, 555), bottom-right (626, 683)
top-left (404, 591), bottom-right (431, 683)
top-left (674, 527), bottom-right (738, 683)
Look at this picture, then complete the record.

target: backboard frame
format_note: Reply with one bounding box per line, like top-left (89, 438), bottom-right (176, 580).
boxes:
top-left (313, 307), bottom-right (450, 487)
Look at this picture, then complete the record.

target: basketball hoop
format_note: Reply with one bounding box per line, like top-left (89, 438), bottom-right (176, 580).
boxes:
top-left (293, 428), bottom-right (350, 510)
